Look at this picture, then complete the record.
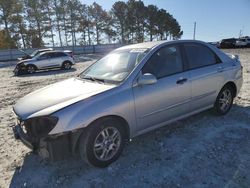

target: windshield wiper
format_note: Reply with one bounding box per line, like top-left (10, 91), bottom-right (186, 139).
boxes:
top-left (82, 76), bottom-right (105, 84)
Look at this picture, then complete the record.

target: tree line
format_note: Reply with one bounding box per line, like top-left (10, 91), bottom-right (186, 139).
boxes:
top-left (0, 0), bottom-right (183, 49)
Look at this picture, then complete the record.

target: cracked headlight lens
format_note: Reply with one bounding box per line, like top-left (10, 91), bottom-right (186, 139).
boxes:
top-left (25, 116), bottom-right (58, 138)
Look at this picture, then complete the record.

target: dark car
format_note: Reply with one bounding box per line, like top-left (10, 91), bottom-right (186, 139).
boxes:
top-left (219, 38), bottom-right (237, 48)
top-left (207, 42), bottom-right (220, 48)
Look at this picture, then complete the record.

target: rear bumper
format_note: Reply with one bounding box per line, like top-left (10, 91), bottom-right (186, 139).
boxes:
top-left (235, 76), bottom-right (243, 96)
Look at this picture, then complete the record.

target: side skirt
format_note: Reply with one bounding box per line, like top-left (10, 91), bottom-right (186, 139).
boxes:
top-left (135, 105), bottom-right (213, 137)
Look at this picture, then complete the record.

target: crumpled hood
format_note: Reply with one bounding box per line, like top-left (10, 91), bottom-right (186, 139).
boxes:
top-left (14, 78), bottom-right (115, 120)
top-left (18, 58), bottom-right (34, 64)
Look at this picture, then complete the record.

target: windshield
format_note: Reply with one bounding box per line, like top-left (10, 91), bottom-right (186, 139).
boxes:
top-left (79, 49), bottom-right (148, 84)
top-left (30, 50), bottom-right (39, 57)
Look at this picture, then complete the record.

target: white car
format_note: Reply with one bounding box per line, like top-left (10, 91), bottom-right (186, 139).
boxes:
top-left (14, 51), bottom-right (75, 75)
top-left (235, 38), bottom-right (250, 48)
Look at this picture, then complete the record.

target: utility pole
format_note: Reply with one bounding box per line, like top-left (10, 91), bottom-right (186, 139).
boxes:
top-left (239, 25), bottom-right (244, 38)
top-left (239, 26), bottom-right (244, 38)
top-left (193, 22), bottom-right (196, 40)
top-left (239, 30), bottom-right (242, 38)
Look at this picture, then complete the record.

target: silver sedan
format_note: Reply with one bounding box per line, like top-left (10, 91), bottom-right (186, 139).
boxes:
top-left (12, 40), bottom-right (243, 167)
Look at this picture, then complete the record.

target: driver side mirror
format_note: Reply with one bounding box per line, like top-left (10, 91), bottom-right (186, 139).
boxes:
top-left (137, 73), bottom-right (157, 86)
top-left (234, 55), bottom-right (239, 61)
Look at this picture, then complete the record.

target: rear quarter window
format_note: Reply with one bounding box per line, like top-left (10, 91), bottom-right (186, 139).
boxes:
top-left (58, 52), bottom-right (67, 57)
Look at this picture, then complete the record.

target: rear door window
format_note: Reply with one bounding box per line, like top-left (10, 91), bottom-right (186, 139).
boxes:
top-left (183, 43), bottom-right (220, 69)
top-left (50, 52), bottom-right (66, 58)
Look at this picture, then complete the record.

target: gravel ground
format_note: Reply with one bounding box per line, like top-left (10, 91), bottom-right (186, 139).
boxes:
top-left (0, 49), bottom-right (249, 188)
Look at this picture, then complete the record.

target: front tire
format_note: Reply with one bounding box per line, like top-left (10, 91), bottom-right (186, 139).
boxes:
top-left (213, 85), bottom-right (234, 115)
top-left (14, 67), bottom-right (20, 76)
top-left (79, 118), bottom-right (126, 168)
top-left (26, 65), bottom-right (36, 74)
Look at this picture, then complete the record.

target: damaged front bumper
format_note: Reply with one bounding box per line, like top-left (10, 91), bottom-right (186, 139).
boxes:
top-left (12, 118), bottom-right (82, 161)
top-left (13, 124), bottom-right (34, 149)
top-left (13, 63), bottom-right (27, 75)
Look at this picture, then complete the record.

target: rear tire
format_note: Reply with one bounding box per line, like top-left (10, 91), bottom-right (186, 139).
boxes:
top-left (79, 118), bottom-right (126, 168)
top-left (213, 85), bottom-right (234, 115)
top-left (62, 61), bottom-right (72, 70)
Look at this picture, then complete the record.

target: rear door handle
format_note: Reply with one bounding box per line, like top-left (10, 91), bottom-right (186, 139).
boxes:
top-left (176, 78), bottom-right (187, 84)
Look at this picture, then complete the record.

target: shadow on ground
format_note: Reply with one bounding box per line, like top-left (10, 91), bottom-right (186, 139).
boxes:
top-left (15, 68), bottom-right (77, 78)
top-left (0, 53), bottom-right (103, 69)
top-left (9, 104), bottom-right (250, 187)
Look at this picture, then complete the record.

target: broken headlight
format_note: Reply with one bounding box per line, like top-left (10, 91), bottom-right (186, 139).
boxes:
top-left (25, 116), bottom-right (58, 138)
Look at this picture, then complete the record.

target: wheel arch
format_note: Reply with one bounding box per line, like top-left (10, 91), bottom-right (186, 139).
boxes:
top-left (88, 115), bottom-right (130, 140)
top-left (61, 60), bottom-right (73, 69)
top-left (62, 60), bottom-right (73, 65)
top-left (223, 81), bottom-right (237, 98)
top-left (72, 115), bottom-right (130, 154)
top-left (26, 64), bottom-right (38, 70)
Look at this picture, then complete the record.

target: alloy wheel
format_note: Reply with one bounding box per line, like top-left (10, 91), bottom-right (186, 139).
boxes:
top-left (219, 89), bottom-right (232, 112)
top-left (27, 66), bottom-right (35, 74)
top-left (64, 62), bottom-right (71, 69)
top-left (93, 127), bottom-right (121, 161)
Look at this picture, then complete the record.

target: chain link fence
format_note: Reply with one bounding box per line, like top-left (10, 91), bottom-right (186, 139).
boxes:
top-left (0, 43), bottom-right (123, 61)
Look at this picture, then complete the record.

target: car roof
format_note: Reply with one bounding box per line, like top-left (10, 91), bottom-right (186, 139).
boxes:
top-left (114, 40), bottom-right (232, 63)
top-left (116, 40), bottom-right (168, 50)
top-left (38, 50), bottom-right (67, 56)
top-left (221, 38), bottom-right (236, 41)
top-left (114, 40), bottom-right (209, 51)
top-left (37, 48), bottom-right (53, 52)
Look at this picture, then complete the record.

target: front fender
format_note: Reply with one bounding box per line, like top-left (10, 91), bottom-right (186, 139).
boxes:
top-left (50, 86), bottom-right (137, 138)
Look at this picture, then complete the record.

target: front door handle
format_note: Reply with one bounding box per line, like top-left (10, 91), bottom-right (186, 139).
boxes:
top-left (176, 78), bottom-right (187, 84)
top-left (217, 67), bottom-right (224, 72)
